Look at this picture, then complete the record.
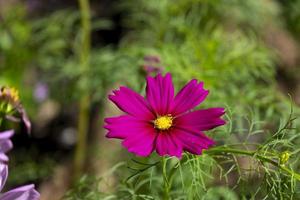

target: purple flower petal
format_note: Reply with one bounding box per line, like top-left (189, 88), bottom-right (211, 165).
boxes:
top-left (0, 164), bottom-right (8, 192)
top-left (0, 139), bottom-right (13, 154)
top-left (175, 108), bottom-right (226, 131)
top-left (0, 184), bottom-right (40, 200)
top-left (171, 80), bottom-right (209, 116)
top-left (0, 155), bottom-right (8, 164)
top-left (0, 164), bottom-right (40, 200)
top-left (16, 106), bottom-right (31, 134)
top-left (109, 87), bottom-right (154, 120)
top-left (146, 73), bottom-right (174, 115)
top-left (0, 131), bottom-right (14, 141)
top-left (0, 130), bottom-right (14, 163)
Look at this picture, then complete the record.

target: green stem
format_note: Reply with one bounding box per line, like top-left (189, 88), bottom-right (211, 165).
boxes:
top-left (162, 157), bottom-right (170, 200)
top-left (204, 147), bottom-right (300, 181)
top-left (74, 0), bottom-right (91, 180)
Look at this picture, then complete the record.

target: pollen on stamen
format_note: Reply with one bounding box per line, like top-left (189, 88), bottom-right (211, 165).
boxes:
top-left (154, 115), bottom-right (173, 131)
top-left (0, 86), bottom-right (20, 103)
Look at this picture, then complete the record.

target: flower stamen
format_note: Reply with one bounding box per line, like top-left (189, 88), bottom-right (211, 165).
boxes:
top-left (154, 115), bottom-right (173, 131)
top-left (0, 86), bottom-right (20, 104)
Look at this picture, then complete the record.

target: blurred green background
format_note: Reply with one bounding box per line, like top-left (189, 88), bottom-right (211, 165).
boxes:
top-left (1, 0), bottom-right (300, 199)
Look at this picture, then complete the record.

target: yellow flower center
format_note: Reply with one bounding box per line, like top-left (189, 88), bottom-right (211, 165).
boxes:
top-left (10, 87), bottom-right (19, 102)
top-left (1, 87), bottom-right (19, 103)
top-left (154, 115), bottom-right (173, 131)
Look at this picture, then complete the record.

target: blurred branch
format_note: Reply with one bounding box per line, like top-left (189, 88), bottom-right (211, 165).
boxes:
top-left (73, 0), bottom-right (91, 180)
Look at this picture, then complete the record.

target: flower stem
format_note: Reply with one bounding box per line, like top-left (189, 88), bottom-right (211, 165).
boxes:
top-left (73, 0), bottom-right (91, 181)
top-left (162, 157), bottom-right (170, 200)
top-left (204, 147), bottom-right (300, 181)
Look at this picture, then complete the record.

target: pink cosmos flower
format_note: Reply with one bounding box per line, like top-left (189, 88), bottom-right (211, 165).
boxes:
top-left (0, 164), bottom-right (40, 200)
top-left (104, 73), bottom-right (225, 158)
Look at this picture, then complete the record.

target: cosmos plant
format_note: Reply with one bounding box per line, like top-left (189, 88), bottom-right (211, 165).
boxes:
top-left (105, 73), bottom-right (226, 158)
top-left (100, 72), bottom-right (300, 199)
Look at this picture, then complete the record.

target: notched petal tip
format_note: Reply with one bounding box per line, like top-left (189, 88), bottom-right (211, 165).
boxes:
top-left (104, 117), bottom-right (113, 124)
top-left (122, 141), bottom-right (153, 157)
top-left (214, 108), bottom-right (227, 125)
top-left (219, 118), bottom-right (227, 126)
top-left (164, 72), bottom-right (172, 79)
top-left (103, 124), bottom-right (109, 130)
top-left (108, 86), bottom-right (126, 99)
top-left (105, 133), bottom-right (114, 139)
top-left (207, 138), bottom-right (216, 146)
top-left (215, 107), bottom-right (226, 114)
top-left (146, 72), bottom-right (174, 115)
top-left (171, 79), bottom-right (210, 115)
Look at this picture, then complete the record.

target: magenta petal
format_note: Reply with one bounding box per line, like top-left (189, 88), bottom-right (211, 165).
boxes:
top-left (173, 128), bottom-right (215, 155)
top-left (105, 115), bottom-right (156, 156)
top-left (155, 132), bottom-right (183, 158)
top-left (171, 80), bottom-right (209, 115)
top-left (146, 73), bottom-right (174, 115)
top-left (105, 115), bottom-right (151, 139)
top-left (121, 128), bottom-right (156, 157)
top-left (0, 184), bottom-right (40, 200)
top-left (109, 87), bottom-right (154, 120)
top-left (175, 108), bottom-right (226, 131)
top-left (0, 164), bottom-right (8, 192)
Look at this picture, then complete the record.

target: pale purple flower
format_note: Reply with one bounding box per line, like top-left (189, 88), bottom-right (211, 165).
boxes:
top-left (0, 130), bottom-right (40, 199)
top-left (0, 164), bottom-right (40, 200)
top-left (34, 83), bottom-right (49, 102)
